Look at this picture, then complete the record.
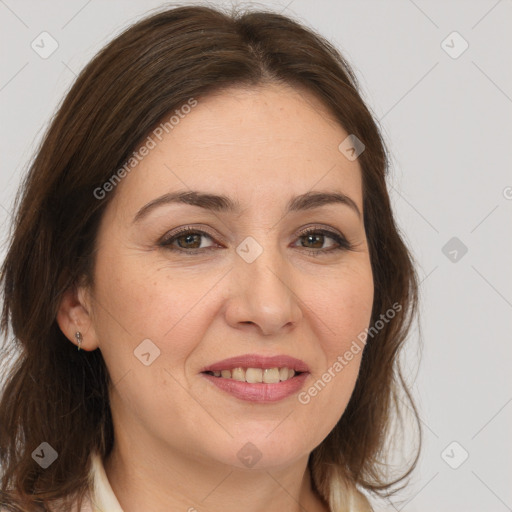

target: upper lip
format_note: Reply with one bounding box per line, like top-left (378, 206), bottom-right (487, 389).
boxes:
top-left (201, 354), bottom-right (310, 373)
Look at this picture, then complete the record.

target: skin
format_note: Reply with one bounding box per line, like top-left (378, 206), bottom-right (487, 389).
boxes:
top-left (57, 82), bottom-right (374, 512)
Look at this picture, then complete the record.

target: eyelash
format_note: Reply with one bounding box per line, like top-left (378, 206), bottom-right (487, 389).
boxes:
top-left (159, 226), bottom-right (353, 257)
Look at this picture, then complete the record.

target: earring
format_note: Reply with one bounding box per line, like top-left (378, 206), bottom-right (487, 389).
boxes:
top-left (75, 331), bottom-right (83, 351)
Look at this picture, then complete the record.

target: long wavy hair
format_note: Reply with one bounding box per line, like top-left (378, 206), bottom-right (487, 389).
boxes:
top-left (0, 3), bottom-right (420, 511)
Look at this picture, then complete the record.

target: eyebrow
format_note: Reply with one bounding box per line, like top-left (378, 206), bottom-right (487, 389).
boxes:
top-left (132, 189), bottom-right (361, 223)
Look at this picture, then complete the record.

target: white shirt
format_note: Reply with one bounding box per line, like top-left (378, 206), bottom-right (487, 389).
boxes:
top-left (82, 452), bottom-right (124, 512)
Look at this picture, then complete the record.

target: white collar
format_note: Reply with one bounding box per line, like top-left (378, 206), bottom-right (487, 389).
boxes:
top-left (87, 452), bottom-right (124, 512)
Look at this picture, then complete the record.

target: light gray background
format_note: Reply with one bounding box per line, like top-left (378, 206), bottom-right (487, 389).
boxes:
top-left (1, 0), bottom-right (511, 510)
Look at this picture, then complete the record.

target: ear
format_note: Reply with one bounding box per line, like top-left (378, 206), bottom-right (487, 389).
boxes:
top-left (56, 281), bottom-right (100, 351)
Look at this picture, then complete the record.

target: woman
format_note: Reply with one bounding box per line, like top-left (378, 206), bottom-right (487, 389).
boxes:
top-left (0, 4), bottom-right (420, 511)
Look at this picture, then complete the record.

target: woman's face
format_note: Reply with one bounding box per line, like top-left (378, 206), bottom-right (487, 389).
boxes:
top-left (83, 83), bottom-right (373, 470)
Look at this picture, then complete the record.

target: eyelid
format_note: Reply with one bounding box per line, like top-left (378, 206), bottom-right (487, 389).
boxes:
top-left (160, 225), bottom-right (223, 246)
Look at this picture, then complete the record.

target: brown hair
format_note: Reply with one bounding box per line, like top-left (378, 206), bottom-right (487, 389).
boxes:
top-left (0, 3), bottom-right (420, 511)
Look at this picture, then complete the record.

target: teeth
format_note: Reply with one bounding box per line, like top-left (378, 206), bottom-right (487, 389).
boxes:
top-left (263, 368), bottom-right (280, 384)
top-left (208, 367), bottom-right (299, 383)
top-left (231, 367), bottom-right (245, 381)
top-left (245, 368), bottom-right (263, 383)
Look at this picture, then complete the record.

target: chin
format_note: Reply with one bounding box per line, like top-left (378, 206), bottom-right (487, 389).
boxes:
top-left (205, 430), bottom-right (313, 471)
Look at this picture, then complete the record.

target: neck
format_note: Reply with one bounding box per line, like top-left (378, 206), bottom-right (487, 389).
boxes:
top-left (103, 433), bottom-right (329, 512)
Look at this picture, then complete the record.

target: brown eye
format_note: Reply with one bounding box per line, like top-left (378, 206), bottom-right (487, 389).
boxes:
top-left (174, 232), bottom-right (203, 249)
top-left (294, 228), bottom-right (352, 256)
top-left (160, 228), bottom-right (218, 253)
top-left (160, 226), bottom-right (352, 256)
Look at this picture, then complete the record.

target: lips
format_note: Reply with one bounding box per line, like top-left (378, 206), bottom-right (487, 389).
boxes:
top-left (200, 354), bottom-right (310, 403)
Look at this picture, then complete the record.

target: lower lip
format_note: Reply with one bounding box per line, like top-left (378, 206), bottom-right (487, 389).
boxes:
top-left (201, 372), bottom-right (309, 403)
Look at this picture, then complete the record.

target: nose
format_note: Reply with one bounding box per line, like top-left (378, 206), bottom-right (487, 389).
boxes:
top-left (224, 241), bottom-right (303, 337)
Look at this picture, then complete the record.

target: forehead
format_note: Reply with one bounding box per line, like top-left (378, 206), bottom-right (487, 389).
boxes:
top-left (110, 83), bottom-right (363, 216)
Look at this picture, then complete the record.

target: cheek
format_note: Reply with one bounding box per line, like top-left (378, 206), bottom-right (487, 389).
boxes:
top-left (91, 249), bottom-right (231, 392)
top-left (299, 260), bottom-right (373, 418)
top-left (330, 274), bottom-right (374, 349)
top-left (90, 259), bottom-right (214, 440)
top-left (311, 259), bottom-right (374, 351)
top-left (93, 245), bottom-right (194, 339)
